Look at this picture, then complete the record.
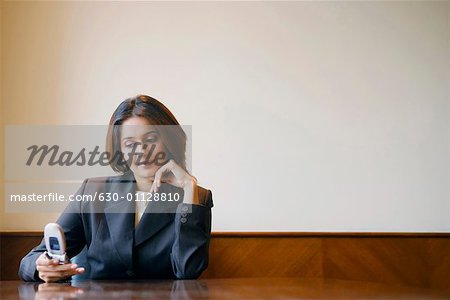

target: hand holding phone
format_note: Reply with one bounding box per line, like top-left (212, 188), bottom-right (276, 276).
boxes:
top-left (36, 223), bottom-right (85, 282)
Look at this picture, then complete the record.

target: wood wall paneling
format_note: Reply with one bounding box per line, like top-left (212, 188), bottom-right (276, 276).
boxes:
top-left (1, 232), bottom-right (449, 288)
top-left (1, 232), bottom-right (43, 281)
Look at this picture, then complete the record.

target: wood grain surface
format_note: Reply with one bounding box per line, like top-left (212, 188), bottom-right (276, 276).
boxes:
top-left (1, 231), bottom-right (449, 288)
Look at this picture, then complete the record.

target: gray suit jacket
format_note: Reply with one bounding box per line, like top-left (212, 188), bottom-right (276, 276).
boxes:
top-left (18, 171), bottom-right (214, 281)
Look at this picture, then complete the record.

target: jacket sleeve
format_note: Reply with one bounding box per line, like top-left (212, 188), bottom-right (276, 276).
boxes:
top-left (18, 179), bottom-right (89, 282)
top-left (170, 189), bottom-right (213, 279)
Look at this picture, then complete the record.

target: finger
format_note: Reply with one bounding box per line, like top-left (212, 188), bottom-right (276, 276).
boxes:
top-left (169, 159), bottom-right (186, 180)
top-left (164, 159), bottom-right (191, 187)
top-left (162, 172), bottom-right (176, 185)
top-left (40, 271), bottom-right (69, 279)
top-left (153, 170), bottom-right (163, 192)
top-left (158, 163), bottom-right (173, 187)
top-left (149, 180), bottom-right (155, 194)
top-left (39, 276), bottom-right (57, 283)
top-left (152, 174), bottom-right (158, 193)
top-left (37, 263), bottom-right (79, 272)
top-left (41, 275), bottom-right (70, 283)
top-left (39, 273), bottom-right (69, 283)
top-left (155, 168), bottom-right (164, 190)
top-left (36, 254), bottom-right (59, 267)
top-left (39, 268), bottom-right (81, 279)
top-left (155, 161), bottom-right (174, 190)
top-left (55, 263), bottom-right (80, 271)
top-left (36, 253), bottom-right (49, 265)
top-left (150, 173), bottom-right (159, 193)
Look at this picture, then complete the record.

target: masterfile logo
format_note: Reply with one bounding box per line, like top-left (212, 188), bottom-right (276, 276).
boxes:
top-left (4, 125), bottom-right (192, 214)
top-left (5, 125), bottom-right (192, 181)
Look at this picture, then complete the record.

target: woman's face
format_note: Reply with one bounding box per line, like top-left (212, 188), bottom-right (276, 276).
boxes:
top-left (120, 116), bottom-right (169, 182)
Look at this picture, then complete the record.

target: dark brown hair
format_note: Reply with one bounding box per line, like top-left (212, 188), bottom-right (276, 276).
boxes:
top-left (106, 95), bottom-right (187, 174)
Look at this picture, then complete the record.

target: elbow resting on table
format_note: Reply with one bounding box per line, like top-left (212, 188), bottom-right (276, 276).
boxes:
top-left (172, 255), bottom-right (209, 280)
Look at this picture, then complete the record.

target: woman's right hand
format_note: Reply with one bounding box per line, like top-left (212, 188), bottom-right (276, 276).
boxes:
top-left (35, 252), bottom-right (85, 283)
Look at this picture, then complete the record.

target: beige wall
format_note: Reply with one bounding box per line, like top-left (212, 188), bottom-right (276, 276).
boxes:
top-left (1, 1), bottom-right (449, 231)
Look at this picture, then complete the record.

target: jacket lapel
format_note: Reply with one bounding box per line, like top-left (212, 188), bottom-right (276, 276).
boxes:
top-left (104, 172), bottom-right (136, 270)
top-left (134, 184), bottom-right (182, 247)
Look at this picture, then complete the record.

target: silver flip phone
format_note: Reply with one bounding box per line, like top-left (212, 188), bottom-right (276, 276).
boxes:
top-left (44, 223), bottom-right (69, 264)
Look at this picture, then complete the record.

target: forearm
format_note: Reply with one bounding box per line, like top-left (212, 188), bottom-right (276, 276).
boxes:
top-left (18, 242), bottom-right (46, 282)
top-left (171, 190), bottom-right (213, 279)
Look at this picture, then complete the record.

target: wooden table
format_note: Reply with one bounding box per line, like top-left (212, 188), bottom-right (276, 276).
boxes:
top-left (1, 277), bottom-right (449, 299)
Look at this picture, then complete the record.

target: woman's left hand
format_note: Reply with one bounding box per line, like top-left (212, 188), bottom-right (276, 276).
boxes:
top-left (150, 159), bottom-right (197, 193)
top-left (150, 159), bottom-right (199, 205)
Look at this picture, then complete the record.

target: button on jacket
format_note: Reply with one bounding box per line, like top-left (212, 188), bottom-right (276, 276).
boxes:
top-left (18, 171), bottom-right (214, 281)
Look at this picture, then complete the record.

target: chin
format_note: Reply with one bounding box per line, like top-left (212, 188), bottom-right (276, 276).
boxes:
top-left (136, 168), bottom-right (156, 179)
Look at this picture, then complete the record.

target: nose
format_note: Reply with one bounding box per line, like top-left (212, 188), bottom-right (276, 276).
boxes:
top-left (141, 144), bottom-right (149, 160)
top-left (139, 142), bottom-right (154, 164)
top-left (133, 142), bottom-right (144, 154)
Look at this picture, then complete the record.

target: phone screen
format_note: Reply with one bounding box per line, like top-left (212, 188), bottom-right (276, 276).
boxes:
top-left (49, 237), bottom-right (61, 251)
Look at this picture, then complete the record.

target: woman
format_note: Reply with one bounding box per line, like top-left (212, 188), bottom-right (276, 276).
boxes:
top-left (19, 95), bottom-right (214, 282)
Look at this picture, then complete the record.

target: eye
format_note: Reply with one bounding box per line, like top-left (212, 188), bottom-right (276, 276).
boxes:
top-left (145, 136), bottom-right (158, 143)
top-left (124, 142), bottom-right (136, 149)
